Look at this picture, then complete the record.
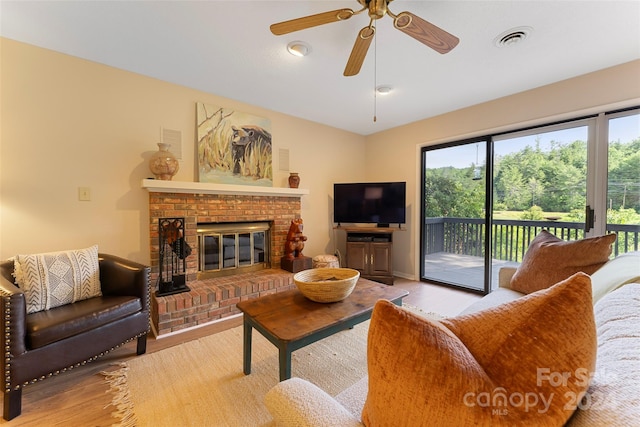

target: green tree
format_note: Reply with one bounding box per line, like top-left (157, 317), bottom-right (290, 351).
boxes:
top-left (527, 177), bottom-right (545, 207)
top-left (426, 137), bottom-right (639, 223)
top-left (521, 205), bottom-right (544, 220)
top-left (495, 164), bottom-right (528, 210)
top-left (538, 160), bottom-right (585, 211)
top-left (608, 139), bottom-right (640, 212)
top-left (607, 207), bottom-right (640, 224)
top-left (425, 169), bottom-right (484, 218)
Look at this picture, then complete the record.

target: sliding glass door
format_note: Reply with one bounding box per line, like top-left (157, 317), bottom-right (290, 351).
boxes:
top-left (421, 107), bottom-right (639, 294)
top-left (492, 122), bottom-right (590, 288)
top-left (421, 140), bottom-right (489, 293)
top-left (605, 111), bottom-right (640, 254)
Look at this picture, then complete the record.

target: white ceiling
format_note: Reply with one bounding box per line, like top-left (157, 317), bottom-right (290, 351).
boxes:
top-left (2, 1), bottom-right (639, 135)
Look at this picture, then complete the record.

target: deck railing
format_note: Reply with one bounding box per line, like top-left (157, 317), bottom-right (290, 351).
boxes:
top-left (424, 217), bottom-right (639, 262)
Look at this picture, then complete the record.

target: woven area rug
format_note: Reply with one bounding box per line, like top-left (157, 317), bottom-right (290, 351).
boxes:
top-left (102, 322), bottom-right (369, 426)
top-left (102, 304), bottom-right (443, 426)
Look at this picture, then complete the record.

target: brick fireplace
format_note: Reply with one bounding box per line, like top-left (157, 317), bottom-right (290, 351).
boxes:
top-left (143, 179), bottom-right (308, 335)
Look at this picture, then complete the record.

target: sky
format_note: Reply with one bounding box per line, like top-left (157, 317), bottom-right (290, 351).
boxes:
top-left (425, 112), bottom-right (639, 170)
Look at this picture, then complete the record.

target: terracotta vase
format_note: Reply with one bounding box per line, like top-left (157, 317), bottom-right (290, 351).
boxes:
top-left (288, 172), bottom-right (300, 188)
top-left (149, 143), bottom-right (179, 180)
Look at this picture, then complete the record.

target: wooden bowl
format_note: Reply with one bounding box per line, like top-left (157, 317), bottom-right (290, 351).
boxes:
top-left (293, 268), bottom-right (360, 303)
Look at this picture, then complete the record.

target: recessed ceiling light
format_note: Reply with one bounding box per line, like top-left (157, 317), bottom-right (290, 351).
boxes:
top-left (376, 85), bottom-right (393, 95)
top-left (494, 26), bottom-right (533, 48)
top-left (287, 41), bottom-right (310, 57)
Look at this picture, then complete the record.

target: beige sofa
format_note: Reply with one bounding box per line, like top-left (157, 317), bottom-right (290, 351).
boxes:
top-left (265, 251), bottom-right (640, 426)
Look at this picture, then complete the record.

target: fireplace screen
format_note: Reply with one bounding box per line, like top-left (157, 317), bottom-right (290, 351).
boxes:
top-left (197, 222), bottom-right (270, 278)
top-left (157, 217), bottom-right (191, 296)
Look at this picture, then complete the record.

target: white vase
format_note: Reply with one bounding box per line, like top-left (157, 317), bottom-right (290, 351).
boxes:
top-left (149, 143), bottom-right (179, 180)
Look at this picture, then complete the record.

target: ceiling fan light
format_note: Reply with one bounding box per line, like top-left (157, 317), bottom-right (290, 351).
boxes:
top-left (287, 41), bottom-right (310, 57)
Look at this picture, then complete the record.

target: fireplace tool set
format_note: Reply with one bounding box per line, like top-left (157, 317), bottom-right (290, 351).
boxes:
top-left (157, 217), bottom-right (191, 296)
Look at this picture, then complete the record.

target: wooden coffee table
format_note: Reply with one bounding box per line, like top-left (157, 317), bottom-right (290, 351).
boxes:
top-left (236, 277), bottom-right (408, 381)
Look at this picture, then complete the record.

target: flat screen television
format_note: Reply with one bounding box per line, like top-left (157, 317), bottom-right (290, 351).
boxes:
top-left (333, 182), bottom-right (406, 227)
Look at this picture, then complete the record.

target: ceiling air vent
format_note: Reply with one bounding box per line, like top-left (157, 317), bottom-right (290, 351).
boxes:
top-left (494, 26), bottom-right (532, 48)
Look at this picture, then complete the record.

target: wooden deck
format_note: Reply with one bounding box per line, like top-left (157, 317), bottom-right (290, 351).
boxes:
top-left (424, 252), bottom-right (520, 292)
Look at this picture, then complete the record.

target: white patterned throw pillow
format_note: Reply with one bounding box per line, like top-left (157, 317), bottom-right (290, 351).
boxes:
top-left (13, 245), bottom-right (102, 314)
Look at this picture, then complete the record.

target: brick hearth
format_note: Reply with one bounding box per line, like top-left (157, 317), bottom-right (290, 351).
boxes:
top-left (152, 269), bottom-right (295, 336)
top-left (146, 189), bottom-right (303, 335)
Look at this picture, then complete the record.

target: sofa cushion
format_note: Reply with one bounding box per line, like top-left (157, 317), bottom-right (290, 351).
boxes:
top-left (26, 295), bottom-right (142, 349)
top-left (361, 273), bottom-right (596, 427)
top-left (458, 287), bottom-right (524, 315)
top-left (567, 283), bottom-right (640, 426)
top-left (335, 376), bottom-right (368, 421)
top-left (589, 251), bottom-right (640, 303)
top-left (510, 230), bottom-right (615, 294)
top-left (14, 245), bottom-right (102, 314)
top-left (265, 377), bottom-right (363, 427)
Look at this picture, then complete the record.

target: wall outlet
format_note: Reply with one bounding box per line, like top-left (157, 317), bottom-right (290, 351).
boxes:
top-left (78, 187), bottom-right (91, 201)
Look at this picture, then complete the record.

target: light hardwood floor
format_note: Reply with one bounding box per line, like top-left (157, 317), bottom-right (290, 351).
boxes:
top-left (1, 278), bottom-right (480, 426)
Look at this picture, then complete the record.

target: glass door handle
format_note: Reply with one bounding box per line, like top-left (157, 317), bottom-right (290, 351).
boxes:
top-left (585, 205), bottom-right (595, 232)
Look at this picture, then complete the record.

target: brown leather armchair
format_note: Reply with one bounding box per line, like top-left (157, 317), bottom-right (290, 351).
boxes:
top-left (0, 253), bottom-right (150, 420)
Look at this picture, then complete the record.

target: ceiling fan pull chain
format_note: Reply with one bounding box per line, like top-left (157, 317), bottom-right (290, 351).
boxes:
top-left (373, 20), bottom-right (377, 123)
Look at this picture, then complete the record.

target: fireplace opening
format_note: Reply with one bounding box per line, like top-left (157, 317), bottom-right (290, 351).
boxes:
top-left (197, 221), bottom-right (271, 279)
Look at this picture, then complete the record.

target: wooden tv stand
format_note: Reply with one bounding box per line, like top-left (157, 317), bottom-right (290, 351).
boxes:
top-left (339, 227), bottom-right (399, 285)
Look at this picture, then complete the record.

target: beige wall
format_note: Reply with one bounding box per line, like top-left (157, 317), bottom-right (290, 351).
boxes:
top-left (1, 38), bottom-right (639, 280)
top-left (365, 59), bottom-right (640, 279)
top-left (0, 38), bottom-right (366, 263)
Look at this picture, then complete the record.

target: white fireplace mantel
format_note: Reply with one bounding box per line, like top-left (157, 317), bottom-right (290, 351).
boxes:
top-left (141, 179), bottom-right (309, 197)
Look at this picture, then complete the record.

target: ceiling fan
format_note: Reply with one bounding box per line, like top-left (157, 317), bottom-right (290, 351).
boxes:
top-left (270, 0), bottom-right (459, 77)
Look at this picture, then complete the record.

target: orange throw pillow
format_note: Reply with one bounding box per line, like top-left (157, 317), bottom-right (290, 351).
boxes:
top-left (509, 230), bottom-right (615, 294)
top-left (362, 273), bottom-right (596, 427)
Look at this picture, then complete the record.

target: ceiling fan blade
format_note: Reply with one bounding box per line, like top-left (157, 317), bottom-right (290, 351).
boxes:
top-left (393, 12), bottom-right (459, 54)
top-left (270, 9), bottom-right (355, 35)
top-left (344, 26), bottom-right (375, 77)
